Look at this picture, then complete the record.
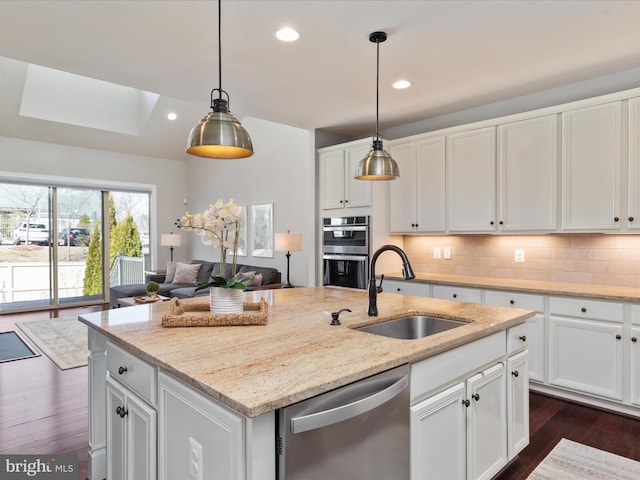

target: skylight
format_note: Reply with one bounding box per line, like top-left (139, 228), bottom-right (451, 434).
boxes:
top-left (19, 64), bottom-right (159, 136)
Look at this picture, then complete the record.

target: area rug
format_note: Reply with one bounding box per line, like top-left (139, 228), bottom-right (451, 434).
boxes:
top-left (16, 317), bottom-right (88, 370)
top-left (0, 331), bottom-right (38, 363)
top-left (527, 438), bottom-right (640, 480)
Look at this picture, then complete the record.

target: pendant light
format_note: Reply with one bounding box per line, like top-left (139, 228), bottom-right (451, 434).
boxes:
top-left (186, 0), bottom-right (254, 159)
top-left (354, 31), bottom-right (399, 180)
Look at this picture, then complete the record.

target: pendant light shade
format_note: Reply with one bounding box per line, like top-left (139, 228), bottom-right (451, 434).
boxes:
top-left (355, 31), bottom-right (399, 181)
top-left (186, 0), bottom-right (253, 159)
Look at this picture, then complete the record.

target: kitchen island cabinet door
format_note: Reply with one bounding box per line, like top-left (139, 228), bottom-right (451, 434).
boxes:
top-left (561, 101), bottom-right (622, 232)
top-left (466, 363), bottom-right (507, 480)
top-left (447, 127), bottom-right (496, 233)
top-left (497, 115), bottom-right (558, 232)
top-left (507, 351), bottom-right (529, 459)
top-left (631, 324), bottom-right (640, 407)
top-left (410, 383), bottom-right (466, 480)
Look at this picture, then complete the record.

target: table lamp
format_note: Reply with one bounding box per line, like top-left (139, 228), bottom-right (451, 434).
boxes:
top-left (275, 231), bottom-right (302, 288)
top-left (161, 232), bottom-right (182, 262)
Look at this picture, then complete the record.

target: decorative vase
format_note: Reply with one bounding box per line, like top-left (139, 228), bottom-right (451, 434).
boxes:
top-left (210, 287), bottom-right (245, 314)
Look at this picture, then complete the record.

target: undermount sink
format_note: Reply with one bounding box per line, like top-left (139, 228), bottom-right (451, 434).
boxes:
top-left (356, 315), bottom-right (466, 340)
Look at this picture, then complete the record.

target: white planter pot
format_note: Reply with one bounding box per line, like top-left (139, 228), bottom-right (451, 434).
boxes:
top-left (209, 288), bottom-right (245, 314)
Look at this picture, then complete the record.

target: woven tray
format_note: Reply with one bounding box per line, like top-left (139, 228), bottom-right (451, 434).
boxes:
top-left (161, 297), bottom-right (268, 327)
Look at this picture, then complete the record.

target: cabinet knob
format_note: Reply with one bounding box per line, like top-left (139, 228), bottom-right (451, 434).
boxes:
top-left (510, 300), bottom-right (515, 305)
top-left (118, 366), bottom-right (127, 375)
top-left (629, 217), bottom-right (635, 222)
top-left (344, 199), bottom-right (348, 204)
top-left (462, 399), bottom-right (471, 408)
top-left (581, 307), bottom-right (587, 313)
top-left (339, 200), bottom-right (343, 204)
top-left (116, 406), bottom-right (128, 418)
top-left (632, 337), bottom-right (638, 343)
top-left (396, 288), bottom-right (401, 292)
top-left (616, 334), bottom-right (622, 340)
top-left (499, 220), bottom-right (504, 225)
top-left (519, 335), bottom-right (527, 342)
top-left (512, 370), bottom-right (519, 378)
top-left (472, 393), bottom-right (480, 401)
top-left (614, 217), bottom-right (620, 222)
top-left (490, 221), bottom-right (494, 226)
top-left (452, 293), bottom-right (458, 298)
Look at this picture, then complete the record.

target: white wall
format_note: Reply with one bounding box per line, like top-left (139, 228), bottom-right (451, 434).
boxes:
top-left (0, 136), bottom-right (187, 269)
top-left (185, 116), bottom-right (316, 287)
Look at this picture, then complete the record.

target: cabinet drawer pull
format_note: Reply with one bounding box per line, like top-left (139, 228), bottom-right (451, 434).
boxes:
top-left (118, 366), bottom-right (128, 375)
top-left (452, 293), bottom-right (458, 298)
top-left (581, 307), bottom-right (587, 313)
top-left (616, 334), bottom-right (622, 340)
top-left (462, 399), bottom-right (470, 408)
top-left (519, 335), bottom-right (527, 342)
top-left (632, 337), bottom-right (638, 343)
top-left (490, 221), bottom-right (494, 226)
top-left (629, 217), bottom-right (635, 222)
top-left (512, 371), bottom-right (519, 378)
top-left (509, 300), bottom-right (515, 305)
top-left (472, 393), bottom-right (480, 401)
top-left (614, 217), bottom-right (620, 222)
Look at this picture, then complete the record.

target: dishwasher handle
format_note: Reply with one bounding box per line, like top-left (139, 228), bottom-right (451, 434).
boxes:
top-left (290, 375), bottom-right (409, 434)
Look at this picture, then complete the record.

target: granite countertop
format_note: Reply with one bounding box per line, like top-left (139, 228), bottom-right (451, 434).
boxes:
top-left (385, 272), bottom-right (640, 302)
top-left (79, 286), bottom-right (532, 418)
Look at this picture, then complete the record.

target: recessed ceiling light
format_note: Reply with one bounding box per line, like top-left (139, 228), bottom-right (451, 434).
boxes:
top-left (393, 80), bottom-right (412, 89)
top-left (276, 27), bottom-right (300, 42)
top-left (167, 112), bottom-right (177, 120)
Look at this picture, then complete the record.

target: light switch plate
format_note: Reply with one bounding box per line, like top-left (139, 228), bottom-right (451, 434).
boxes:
top-left (443, 247), bottom-right (451, 260)
top-left (515, 249), bottom-right (525, 263)
top-left (433, 247), bottom-right (441, 259)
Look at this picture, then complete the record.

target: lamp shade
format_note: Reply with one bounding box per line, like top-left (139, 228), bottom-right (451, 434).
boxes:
top-left (354, 139), bottom-right (400, 180)
top-left (161, 233), bottom-right (182, 247)
top-left (186, 107), bottom-right (253, 159)
top-left (275, 232), bottom-right (302, 252)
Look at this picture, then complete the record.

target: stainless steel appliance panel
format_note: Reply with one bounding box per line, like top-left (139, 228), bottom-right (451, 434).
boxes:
top-left (322, 254), bottom-right (368, 289)
top-left (277, 364), bottom-right (410, 480)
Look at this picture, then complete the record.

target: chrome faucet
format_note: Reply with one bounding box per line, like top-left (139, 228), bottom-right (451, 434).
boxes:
top-left (368, 245), bottom-right (415, 316)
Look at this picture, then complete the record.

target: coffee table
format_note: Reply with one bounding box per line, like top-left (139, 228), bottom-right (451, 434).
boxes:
top-left (117, 295), bottom-right (171, 308)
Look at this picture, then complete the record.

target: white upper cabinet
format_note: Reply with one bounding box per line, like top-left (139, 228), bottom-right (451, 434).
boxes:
top-left (497, 115), bottom-right (558, 232)
top-left (561, 101), bottom-right (622, 231)
top-left (627, 97), bottom-right (640, 230)
top-left (447, 127), bottom-right (497, 233)
top-left (389, 136), bottom-right (446, 233)
top-left (319, 140), bottom-right (372, 211)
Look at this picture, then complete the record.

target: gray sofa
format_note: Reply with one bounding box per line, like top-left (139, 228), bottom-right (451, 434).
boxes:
top-left (110, 259), bottom-right (281, 308)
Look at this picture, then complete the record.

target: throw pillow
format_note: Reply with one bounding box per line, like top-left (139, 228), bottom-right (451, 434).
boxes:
top-left (236, 271), bottom-right (263, 287)
top-left (173, 263), bottom-right (201, 284)
top-left (165, 262), bottom-right (177, 283)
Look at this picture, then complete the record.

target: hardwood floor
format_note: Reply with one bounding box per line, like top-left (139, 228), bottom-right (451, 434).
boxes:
top-left (0, 305), bottom-right (106, 480)
top-left (2, 305), bottom-right (640, 480)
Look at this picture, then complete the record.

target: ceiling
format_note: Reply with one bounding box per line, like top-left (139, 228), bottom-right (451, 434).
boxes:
top-left (2, 0), bottom-right (640, 161)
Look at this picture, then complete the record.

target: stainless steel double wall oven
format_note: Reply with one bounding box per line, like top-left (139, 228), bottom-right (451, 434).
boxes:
top-left (322, 216), bottom-right (369, 290)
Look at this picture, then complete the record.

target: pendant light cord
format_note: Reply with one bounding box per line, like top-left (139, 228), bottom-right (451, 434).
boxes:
top-left (375, 36), bottom-right (380, 140)
top-left (218, 0), bottom-right (222, 101)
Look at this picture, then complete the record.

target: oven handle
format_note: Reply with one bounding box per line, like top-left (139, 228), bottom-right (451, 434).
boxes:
top-left (323, 225), bottom-right (368, 232)
top-left (290, 375), bottom-right (408, 434)
top-left (323, 254), bottom-right (368, 262)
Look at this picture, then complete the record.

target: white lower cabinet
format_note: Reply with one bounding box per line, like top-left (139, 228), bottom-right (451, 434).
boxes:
top-left (106, 375), bottom-right (157, 480)
top-left (549, 297), bottom-right (624, 401)
top-left (507, 351), bottom-right (529, 458)
top-left (410, 331), bottom-right (526, 480)
top-left (432, 285), bottom-right (482, 303)
top-left (384, 279), bottom-right (431, 297)
top-left (632, 326), bottom-right (640, 406)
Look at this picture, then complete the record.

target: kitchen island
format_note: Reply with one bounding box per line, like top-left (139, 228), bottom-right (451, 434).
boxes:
top-left (80, 286), bottom-right (533, 479)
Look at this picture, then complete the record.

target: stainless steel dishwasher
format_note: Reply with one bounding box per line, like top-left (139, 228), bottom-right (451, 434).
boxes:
top-left (277, 364), bottom-right (410, 479)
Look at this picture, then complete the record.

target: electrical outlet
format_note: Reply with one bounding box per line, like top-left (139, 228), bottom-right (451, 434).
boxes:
top-left (443, 247), bottom-right (452, 260)
top-left (515, 249), bottom-right (525, 263)
top-left (189, 437), bottom-right (203, 480)
top-left (433, 247), bottom-right (441, 259)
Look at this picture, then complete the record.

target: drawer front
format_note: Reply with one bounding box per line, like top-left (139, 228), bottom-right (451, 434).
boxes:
top-left (411, 331), bottom-right (506, 402)
top-left (383, 279), bottom-right (430, 297)
top-left (549, 296), bottom-right (623, 323)
top-left (432, 285), bottom-right (482, 303)
top-left (485, 290), bottom-right (544, 312)
top-left (506, 323), bottom-right (529, 355)
top-left (631, 304), bottom-right (640, 326)
top-left (107, 341), bottom-right (157, 405)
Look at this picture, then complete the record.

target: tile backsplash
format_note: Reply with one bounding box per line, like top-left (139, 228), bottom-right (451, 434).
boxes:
top-left (403, 235), bottom-right (640, 288)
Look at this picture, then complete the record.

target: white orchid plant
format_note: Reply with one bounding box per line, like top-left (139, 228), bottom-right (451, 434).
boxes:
top-left (175, 199), bottom-right (249, 290)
